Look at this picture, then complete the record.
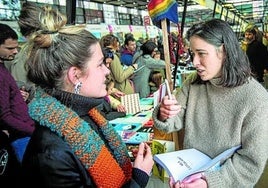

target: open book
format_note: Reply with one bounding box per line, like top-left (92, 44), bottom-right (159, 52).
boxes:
top-left (153, 145), bottom-right (241, 182)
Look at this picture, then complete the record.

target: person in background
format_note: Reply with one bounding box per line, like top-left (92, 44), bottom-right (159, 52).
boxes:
top-left (262, 31), bottom-right (268, 51)
top-left (132, 40), bottom-right (167, 98)
top-left (244, 27), bottom-right (268, 83)
top-left (102, 47), bottom-right (114, 67)
top-left (102, 47), bottom-right (126, 99)
top-left (153, 50), bottom-right (161, 60)
top-left (253, 25), bottom-right (263, 43)
top-left (152, 19), bottom-right (268, 188)
top-left (100, 34), bottom-right (137, 94)
top-left (120, 36), bottom-right (136, 66)
top-left (0, 23), bottom-right (35, 186)
top-left (21, 6), bottom-right (153, 187)
top-left (102, 47), bottom-right (126, 118)
top-left (179, 38), bottom-right (193, 68)
top-left (136, 37), bottom-right (145, 51)
top-left (149, 70), bottom-right (164, 93)
top-left (4, 2), bottom-right (50, 103)
top-left (106, 79), bottom-right (126, 113)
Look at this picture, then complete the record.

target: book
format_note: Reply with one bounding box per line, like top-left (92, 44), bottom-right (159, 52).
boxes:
top-left (139, 97), bottom-right (154, 105)
top-left (153, 145), bottom-right (241, 182)
top-left (111, 122), bottom-right (142, 132)
top-left (121, 93), bottom-right (141, 115)
top-left (153, 82), bottom-right (168, 107)
top-left (117, 131), bottom-right (153, 144)
top-left (108, 115), bottom-right (151, 125)
top-left (151, 139), bottom-right (175, 182)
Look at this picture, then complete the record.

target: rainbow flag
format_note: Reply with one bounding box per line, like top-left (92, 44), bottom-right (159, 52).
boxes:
top-left (148, 0), bottom-right (178, 28)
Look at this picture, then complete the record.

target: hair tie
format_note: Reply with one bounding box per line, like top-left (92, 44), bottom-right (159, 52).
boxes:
top-left (41, 30), bottom-right (58, 34)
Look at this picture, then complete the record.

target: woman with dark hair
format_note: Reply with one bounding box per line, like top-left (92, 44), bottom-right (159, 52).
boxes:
top-left (132, 40), bottom-right (168, 98)
top-left (102, 47), bottom-right (114, 67)
top-left (152, 19), bottom-right (268, 188)
top-left (102, 47), bottom-right (127, 118)
top-left (20, 5), bottom-right (153, 188)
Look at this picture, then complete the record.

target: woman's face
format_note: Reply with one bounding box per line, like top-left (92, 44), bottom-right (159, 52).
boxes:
top-left (79, 43), bottom-right (110, 98)
top-left (190, 36), bottom-right (224, 81)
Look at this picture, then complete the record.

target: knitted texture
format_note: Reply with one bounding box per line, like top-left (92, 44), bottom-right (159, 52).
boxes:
top-left (88, 108), bottom-right (132, 179)
top-left (28, 88), bottom-right (132, 187)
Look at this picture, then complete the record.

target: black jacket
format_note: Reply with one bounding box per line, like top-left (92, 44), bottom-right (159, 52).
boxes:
top-left (246, 40), bottom-right (268, 82)
top-left (21, 89), bottom-right (148, 188)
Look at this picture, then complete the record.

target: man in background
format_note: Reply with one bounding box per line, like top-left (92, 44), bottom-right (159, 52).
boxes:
top-left (120, 36), bottom-right (136, 66)
top-left (244, 27), bottom-right (268, 83)
top-left (0, 23), bottom-right (35, 187)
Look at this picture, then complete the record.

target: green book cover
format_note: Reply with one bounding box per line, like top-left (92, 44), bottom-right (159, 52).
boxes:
top-left (152, 139), bottom-right (175, 182)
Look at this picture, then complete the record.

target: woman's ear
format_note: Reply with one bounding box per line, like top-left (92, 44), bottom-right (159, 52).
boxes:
top-left (67, 66), bottom-right (81, 85)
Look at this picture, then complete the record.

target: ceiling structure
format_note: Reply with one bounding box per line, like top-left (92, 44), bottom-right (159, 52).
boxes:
top-left (221, 0), bottom-right (268, 23)
top-left (89, 0), bottom-right (268, 28)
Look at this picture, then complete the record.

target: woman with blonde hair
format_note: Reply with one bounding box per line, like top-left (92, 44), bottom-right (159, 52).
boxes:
top-left (21, 5), bottom-right (153, 188)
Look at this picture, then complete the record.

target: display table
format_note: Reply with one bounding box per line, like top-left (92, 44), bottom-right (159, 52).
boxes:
top-left (108, 97), bottom-right (181, 186)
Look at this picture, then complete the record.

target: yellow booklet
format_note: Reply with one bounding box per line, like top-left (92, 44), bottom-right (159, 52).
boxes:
top-left (152, 139), bottom-right (175, 182)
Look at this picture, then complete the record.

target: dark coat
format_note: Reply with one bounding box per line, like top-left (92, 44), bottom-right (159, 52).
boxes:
top-left (246, 40), bottom-right (268, 82)
top-left (21, 89), bottom-right (148, 188)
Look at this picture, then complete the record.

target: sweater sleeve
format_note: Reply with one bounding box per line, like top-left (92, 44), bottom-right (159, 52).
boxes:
top-left (0, 65), bottom-right (34, 135)
top-left (145, 56), bottom-right (167, 69)
top-left (108, 95), bottom-right (121, 110)
top-left (131, 168), bottom-right (149, 188)
top-left (205, 104), bottom-right (268, 188)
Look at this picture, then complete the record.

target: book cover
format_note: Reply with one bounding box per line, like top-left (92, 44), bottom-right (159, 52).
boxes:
top-left (117, 131), bottom-right (153, 144)
top-left (153, 145), bottom-right (241, 182)
top-left (153, 82), bottom-right (167, 107)
top-left (121, 93), bottom-right (141, 115)
top-left (152, 139), bottom-right (175, 182)
top-left (139, 97), bottom-right (154, 105)
top-left (111, 122), bottom-right (142, 132)
top-left (108, 114), bottom-right (151, 125)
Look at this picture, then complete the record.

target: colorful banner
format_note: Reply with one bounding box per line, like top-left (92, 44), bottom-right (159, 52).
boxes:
top-left (148, 0), bottom-right (179, 28)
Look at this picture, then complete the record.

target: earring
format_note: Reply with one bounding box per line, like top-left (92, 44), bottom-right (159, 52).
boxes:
top-left (74, 82), bottom-right (82, 94)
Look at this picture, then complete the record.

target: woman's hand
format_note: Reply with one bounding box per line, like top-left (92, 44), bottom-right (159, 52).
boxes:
top-left (20, 86), bottom-right (30, 102)
top-left (116, 104), bottom-right (126, 113)
top-left (112, 89), bottom-right (125, 98)
top-left (158, 95), bottom-right (184, 121)
top-left (169, 173), bottom-right (207, 188)
top-left (133, 142), bottom-right (154, 175)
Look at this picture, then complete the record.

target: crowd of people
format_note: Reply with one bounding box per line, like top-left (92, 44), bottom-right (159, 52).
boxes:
top-left (0, 2), bottom-right (267, 188)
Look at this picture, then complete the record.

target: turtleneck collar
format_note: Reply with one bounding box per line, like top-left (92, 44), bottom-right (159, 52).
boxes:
top-left (209, 77), bottom-right (222, 87)
top-left (43, 88), bottom-right (105, 116)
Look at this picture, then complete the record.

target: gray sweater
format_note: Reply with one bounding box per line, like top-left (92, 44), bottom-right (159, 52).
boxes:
top-left (152, 73), bottom-right (268, 188)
